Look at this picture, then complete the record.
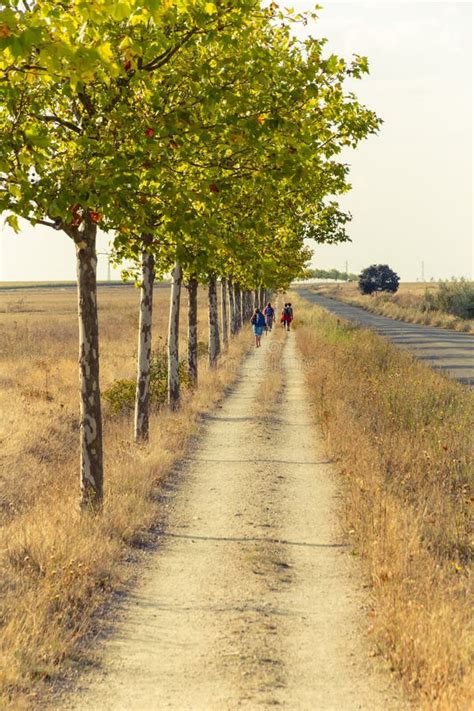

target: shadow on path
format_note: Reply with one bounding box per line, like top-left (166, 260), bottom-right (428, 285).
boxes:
top-left (160, 531), bottom-right (349, 549)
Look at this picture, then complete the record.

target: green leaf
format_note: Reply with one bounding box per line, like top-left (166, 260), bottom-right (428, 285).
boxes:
top-left (7, 184), bottom-right (22, 199)
top-left (5, 214), bottom-right (20, 232)
top-left (109, 3), bottom-right (133, 21)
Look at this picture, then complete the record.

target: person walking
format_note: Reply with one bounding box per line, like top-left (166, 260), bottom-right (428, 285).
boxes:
top-left (264, 302), bottom-right (275, 332)
top-left (251, 307), bottom-right (266, 347)
top-left (281, 303), bottom-right (293, 331)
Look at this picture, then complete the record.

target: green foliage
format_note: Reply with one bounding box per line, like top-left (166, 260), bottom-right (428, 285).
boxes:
top-left (0, 0), bottom-right (381, 294)
top-left (423, 280), bottom-right (474, 320)
top-left (359, 264), bottom-right (400, 295)
top-left (103, 379), bottom-right (136, 415)
top-left (103, 348), bottom-right (189, 414)
top-left (304, 267), bottom-right (358, 282)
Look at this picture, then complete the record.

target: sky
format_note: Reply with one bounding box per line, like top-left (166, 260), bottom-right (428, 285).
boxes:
top-left (0, 0), bottom-right (472, 282)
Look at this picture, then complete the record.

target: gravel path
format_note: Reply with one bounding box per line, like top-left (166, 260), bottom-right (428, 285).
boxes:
top-left (62, 332), bottom-right (406, 710)
top-left (296, 289), bottom-right (473, 386)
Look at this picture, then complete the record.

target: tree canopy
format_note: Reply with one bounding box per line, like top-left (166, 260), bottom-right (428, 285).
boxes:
top-left (0, 0), bottom-right (382, 508)
top-left (1, 0), bottom-right (381, 288)
top-left (359, 264), bottom-right (400, 294)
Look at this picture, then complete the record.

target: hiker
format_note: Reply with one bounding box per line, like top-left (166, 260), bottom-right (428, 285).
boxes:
top-left (251, 307), bottom-right (266, 347)
top-left (280, 302), bottom-right (293, 331)
top-left (264, 302), bottom-right (275, 331)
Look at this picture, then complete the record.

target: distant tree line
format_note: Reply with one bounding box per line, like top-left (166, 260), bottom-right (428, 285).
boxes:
top-left (304, 267), bottom-right (358, 282)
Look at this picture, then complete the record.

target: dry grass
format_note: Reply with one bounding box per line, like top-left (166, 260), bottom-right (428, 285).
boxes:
top-left (292, 293), bottom-right (473, 710)
top-left (310, 282), bottom-right (474, 333)
top-left (0, 285), bottom-right (252, 708)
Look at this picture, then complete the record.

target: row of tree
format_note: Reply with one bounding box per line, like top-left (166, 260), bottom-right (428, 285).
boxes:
top-left (0, 1), bottom-right (380, 510)
top-left (304, 267), bottom-right (359, 282)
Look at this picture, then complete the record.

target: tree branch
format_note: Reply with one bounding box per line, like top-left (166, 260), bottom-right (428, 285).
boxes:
top-left (36, 218), bottom-right (62, 230)
top-left (142, 28), bottom-right (199, 71)
top-left (32, 113), bottom-right (82, 134)
top-left (77, 89), bottom-right (96, 117)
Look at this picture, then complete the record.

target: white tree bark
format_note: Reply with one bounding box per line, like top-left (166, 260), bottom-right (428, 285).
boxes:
top-left (168, 262), bottom-right (183, 410)
top-left (134, 245), bottom-right (155, 443)
top-left (228, 277), bottom-right (237, 336)
top-left (245, 290), bottom-right (253, 320)
top-left (234, 283), bottom-right (242, 332)
top-left (242, 290), bottom-right (248, 322)
top-left (187, 276), bottom-right (198, 386)
top-left (239, 286), bottom-right (245, 325)
top-left (208, 273), bottom-right (220, 368)
top-left (74, 214), bottom-right (103, 511)
top-left (221, 278), bottom-right (229, 348)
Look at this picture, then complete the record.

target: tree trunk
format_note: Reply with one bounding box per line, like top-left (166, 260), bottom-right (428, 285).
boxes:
top-left (245, 290), bottom-right (253, 320)
top-left (134, 247), bottom-right (155, 443)
top-left (240, 287), bottom-right (245, 325)
top-left (228, 277), bottom-right (237, 336)
top-left (234, 284), bottom-right (242, 331)
top-left (208, 273), bottom-right (220, 368)
top-left (168, 262), bottom-right (183, 410)
top-left (242, 290), bottom-right (248, 322)
top-left (221, 278), bottom-right (229, 348)
top-left (187, 276), bottom-right (198, 387)
top-left (259, 286), bottom-right (265, 309)
top-left (75, 218), bottom-right (103, 511)
top-left (254, 289), bottom-right (259, 310)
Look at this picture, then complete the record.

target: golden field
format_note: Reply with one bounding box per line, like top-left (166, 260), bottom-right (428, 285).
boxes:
top-left (293, 293), bottom-right (473, 709)
top-left (0, 285), bottom-right (251, 707)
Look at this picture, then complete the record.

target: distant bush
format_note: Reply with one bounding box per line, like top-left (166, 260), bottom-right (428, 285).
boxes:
top-left (104, 348), bottom-right (189, 414)
top-left (423, 280), bottom-right (474, 320)
top-left (304, 267), bottom-right (358, 282)
top-left (359, 264), bottom-right (400, 294)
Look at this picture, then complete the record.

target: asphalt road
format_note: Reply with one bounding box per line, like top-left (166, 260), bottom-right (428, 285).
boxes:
top-left (296, 289), bottom-right (474, 387)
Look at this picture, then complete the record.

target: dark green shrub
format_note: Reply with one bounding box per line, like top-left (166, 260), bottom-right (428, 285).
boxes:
top-left (103, 348), bottom-right (189, 415)
top-left (103, 379), bottom-right (136, 415)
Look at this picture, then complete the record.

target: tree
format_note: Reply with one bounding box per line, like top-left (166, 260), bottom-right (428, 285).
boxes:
top-left (0, 0), bottom-right (275, 495)
top-left (108, 1), bottom-right (380, 408)
top-left (1, 0), bottom-right (382, 502)
top-left (359, 264), bottom-right (400, 294)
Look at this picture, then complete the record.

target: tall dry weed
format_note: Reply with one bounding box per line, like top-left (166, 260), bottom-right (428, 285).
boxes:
top-left (293, 294), bottom-right (473, 709)
top-left (0, 286), bottom-right (252, 707)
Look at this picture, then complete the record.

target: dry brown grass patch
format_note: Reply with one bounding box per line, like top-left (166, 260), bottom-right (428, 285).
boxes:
top-left (292, 293), bottom-right (473, 709)
top-left (0, 285), bottom-right (252, 707)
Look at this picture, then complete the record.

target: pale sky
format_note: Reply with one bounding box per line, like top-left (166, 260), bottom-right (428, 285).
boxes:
top-left (0, 0), bottom-right (472, 282)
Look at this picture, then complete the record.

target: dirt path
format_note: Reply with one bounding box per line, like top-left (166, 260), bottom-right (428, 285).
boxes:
top-left (63, 332), bottom-right (406, 710)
